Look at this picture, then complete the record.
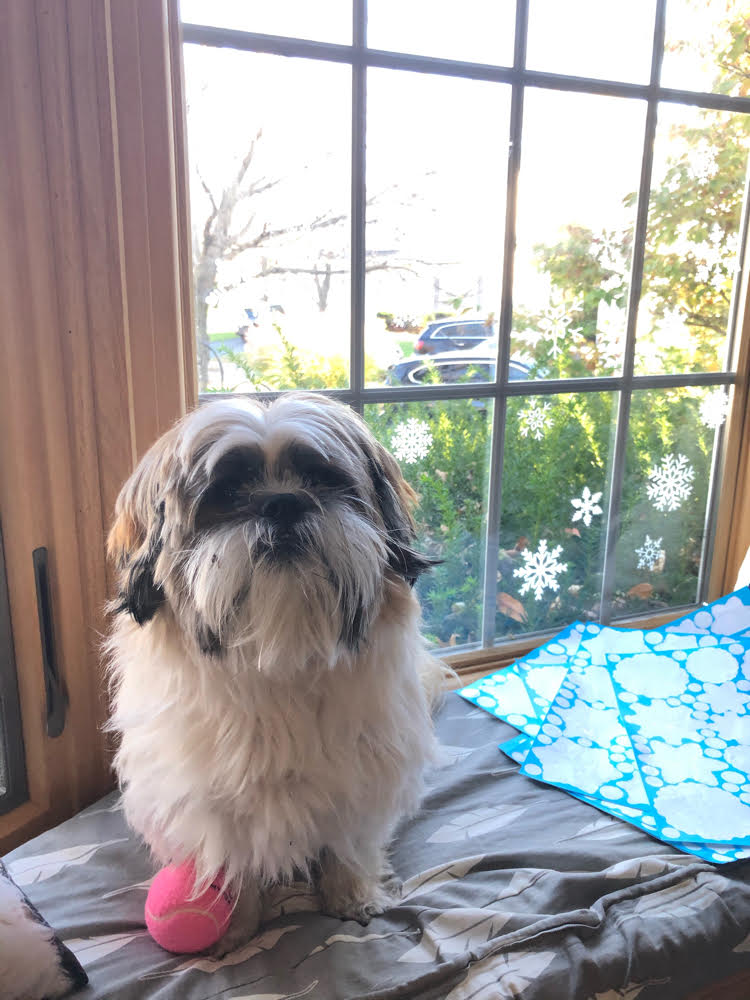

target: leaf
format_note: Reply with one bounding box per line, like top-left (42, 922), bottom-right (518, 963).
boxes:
top-left (7, 839), bottom-right (130, 886)
top-left (66, 931), bottom-right (149, 964)
top-left (559, 817), bottom-right (633, 843)
top-left (401, 872), bottom-right (540, 962)
top-left (233, 980), bottom-right (319, 1000)
top-left (628, 582), bottom-right (654, 599)
top-left (444, 947), bottom-right (556, 999)
top-left (401, 856), bottom-right (484, 900)
top-left (101, 877), bottom-right (153, 899)
top-left (399, 908), bottom-right (513, 963)
top-left (427, 806), bottom-right (526, 844)
top-left (308, 931), bottom-right (396, 958)
top-left (497, 592), bottom-right (528, 623)
top-left (603, 858), bottom-right (672, 880)
top-left (438, 745), bottom-right (476, 768)
top-left (629, 875), bottom-right (726, 919)
top-left (564, 527), bottom-right (582, 537)
top-left (141, 925), bottom-right (301, 978)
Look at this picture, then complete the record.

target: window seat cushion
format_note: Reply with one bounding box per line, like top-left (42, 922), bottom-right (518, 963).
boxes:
top-left (4, 692), bottom-right (750, 999)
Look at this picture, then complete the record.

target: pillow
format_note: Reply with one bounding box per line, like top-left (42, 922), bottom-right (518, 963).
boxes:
top-left (0, 858), bottom-right (88, 999)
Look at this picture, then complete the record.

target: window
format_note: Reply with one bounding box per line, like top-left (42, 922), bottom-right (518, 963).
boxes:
top-left (180, 0), bottom-right (750, 655)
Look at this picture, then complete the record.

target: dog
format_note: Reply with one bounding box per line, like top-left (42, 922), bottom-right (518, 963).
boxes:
top-left (105, 393), bottom-right (448, 950)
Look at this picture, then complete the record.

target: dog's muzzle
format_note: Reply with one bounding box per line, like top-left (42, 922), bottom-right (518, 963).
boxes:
top-left (260, 492), bottom-right (311, 528)
top-left (258, 491), bottom-right (315, 558)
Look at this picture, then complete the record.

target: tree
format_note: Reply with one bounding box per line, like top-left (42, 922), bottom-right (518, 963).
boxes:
top-left (515, 1), bottom-right (750, 380)
top-left (193, 129), bottom-right (357, 390)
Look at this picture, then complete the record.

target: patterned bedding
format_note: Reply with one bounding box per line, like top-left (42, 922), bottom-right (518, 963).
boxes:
top-left (5, 692), bottom-right (750, 1000)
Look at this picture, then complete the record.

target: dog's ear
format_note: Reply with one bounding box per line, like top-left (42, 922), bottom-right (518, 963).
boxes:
top-left (366, 442), bottom-right (437, 586)
top-left (108, 481), bottom-right (167, 626)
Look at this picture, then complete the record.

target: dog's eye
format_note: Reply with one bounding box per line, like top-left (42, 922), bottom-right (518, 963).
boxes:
top-left (195, 475), bottom-right (252, 528)
top-left (281, 445), bottom-right (353, 491)
top-left (207, 478), bottom-right (245, 506)
top-left (303, 464), bottom-right (351, 490)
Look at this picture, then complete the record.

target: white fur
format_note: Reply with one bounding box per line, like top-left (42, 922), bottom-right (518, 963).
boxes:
top-left (108, 590), bottom-right (434, 885)
top-left (105, 395), bottom-right (445, 937)
top-left (0, 872), bottom-right (75, 1000)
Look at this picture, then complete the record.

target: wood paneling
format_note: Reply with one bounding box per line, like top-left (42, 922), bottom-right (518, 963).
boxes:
top-left (0, 0), bottom-right (193, 852)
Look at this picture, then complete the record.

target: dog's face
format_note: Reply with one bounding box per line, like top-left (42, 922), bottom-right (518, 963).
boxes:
top-left (108, 394), bottom-right (432, 672)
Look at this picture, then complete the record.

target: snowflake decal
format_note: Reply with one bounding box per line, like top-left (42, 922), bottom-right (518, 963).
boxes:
top-left (571, 486), bottom-right (603, 527)
top-left (513, 539), bottom-right (567, 601)
top-left (536, 298), bottom-right (583, 358)
top-left (699, 389), bottom-right (730, 430)
top-left (390, 418), bottom-right (433, 464)
top-left (647, 453), bottom-right (695, 512)
top-left (520, 401), bottom-right (552, 441)
top-left (636, 534), bottom-right (664, 571)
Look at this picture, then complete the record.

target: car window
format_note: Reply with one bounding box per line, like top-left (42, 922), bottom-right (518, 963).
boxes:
top-left (456, 323), bottom-right (487, 338)
top-left (428, 361), bottom-right (494, 382)
top-left (435, 363), bottom-right (466, 379)
top-left (432, 324), bottom-right (457, 340)
top-left (408, 365), bottom-right (432, 383)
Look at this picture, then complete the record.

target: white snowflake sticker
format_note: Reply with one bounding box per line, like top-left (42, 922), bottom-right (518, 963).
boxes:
top-left (647, 453), bottom-right (695, 512)
top-left (636, 534), bottom-right (664, 571)
top-left (390, 418), bottom-right (433, 464)
top-left (571, 486), bottom-right (603, 527)
top-left (519, 401), bottom-right (552, 441)
top-left (699, 389), bottom-right (730, 431)
top-left (513, 539), bottom-right (567, 601)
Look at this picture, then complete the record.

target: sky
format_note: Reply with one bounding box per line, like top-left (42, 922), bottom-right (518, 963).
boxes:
top-left (178, 0), bottom-right (743, 369)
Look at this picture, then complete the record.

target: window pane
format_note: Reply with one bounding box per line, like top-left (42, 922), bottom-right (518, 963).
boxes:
top-left (365, 399), bottom-right (492, 648)
top-left (367, 0), bottom-right (515, 66)
top-left (635, 103), bottom-right (749, 375)
top-left (179, 0), bottom-right (352, 44)
top-left (184, 46), bottom-right (352, 392)
top-left (527, 0), bottom-right (656, 84)
top-left (661, 0), bottom-right (749, 96)
top-left (498, 392), bottom-right (616, 640)
top-left (613, 386), bottom-right (721, 616)
top-left (512, 90), bottom-right (646, 379)
top-left (366, 70), bottom-right (510, 387)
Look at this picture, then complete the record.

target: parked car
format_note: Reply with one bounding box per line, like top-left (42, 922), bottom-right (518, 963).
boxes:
top-left (413, 319), bottom-right (496, 354)
top-left (386, 350), bottom-right (529, 386)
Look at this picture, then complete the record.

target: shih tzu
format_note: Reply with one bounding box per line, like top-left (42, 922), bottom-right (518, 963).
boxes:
top-left (105, 393), bottom-right (449, 950)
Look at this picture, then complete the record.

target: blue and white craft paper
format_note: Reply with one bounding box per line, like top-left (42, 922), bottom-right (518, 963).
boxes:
top-left (499, 732), bottom-right (750, 864)
top-left (458, 588), bottom-right (750, 736)
top-left (520, 632), bottom-right (750, 845)
top-left (457, 622), bottom-right (585, 736)
top-left (457, 588), bottom-right (750, 859)
top-left (610, 639), bottom-right (750, 844)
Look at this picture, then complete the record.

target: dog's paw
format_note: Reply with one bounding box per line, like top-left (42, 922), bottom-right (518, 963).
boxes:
top-left (209, 883), bottom-right (262, 958)
top-left (320, 868), bottom-right (402, 925)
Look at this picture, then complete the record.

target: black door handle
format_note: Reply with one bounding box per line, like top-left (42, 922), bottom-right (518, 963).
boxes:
top-left (32, 548), bottom-right (66, 738)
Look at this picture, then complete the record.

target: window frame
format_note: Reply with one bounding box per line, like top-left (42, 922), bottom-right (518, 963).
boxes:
top-left (0, 0), bottom-right (193, 851)
top-left (0, 0), bottom-right (748, 851)
top-left (182, 0), bottom-right (750, 655)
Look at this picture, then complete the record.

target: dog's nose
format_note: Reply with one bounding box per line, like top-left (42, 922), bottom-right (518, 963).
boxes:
top-left (261, 492), bottom-right (307, 526)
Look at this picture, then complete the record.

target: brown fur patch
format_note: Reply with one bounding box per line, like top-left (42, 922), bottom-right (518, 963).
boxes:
top-left (107, 509), bottom-right (143, 568)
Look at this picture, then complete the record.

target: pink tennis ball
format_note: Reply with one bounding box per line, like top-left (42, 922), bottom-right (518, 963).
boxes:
top-left (145, 863), bottom-right (233, 954)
